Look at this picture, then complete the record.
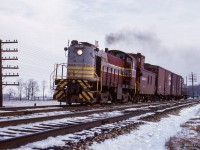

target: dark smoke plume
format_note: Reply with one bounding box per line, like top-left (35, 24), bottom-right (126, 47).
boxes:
top-left (105, 29), bottom-right (167, 55)
top-left (105, 29), bottom-right (200, 79)
top-left (105, 29), bottom-right (160, 47)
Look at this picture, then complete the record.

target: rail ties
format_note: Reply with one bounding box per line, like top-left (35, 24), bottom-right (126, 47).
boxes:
top-left (8, 128), bottom-right (39, 133)
top-left (0, 134), bottom-right (15, 137)
top-left (39, 123), bottom-right (63, 128)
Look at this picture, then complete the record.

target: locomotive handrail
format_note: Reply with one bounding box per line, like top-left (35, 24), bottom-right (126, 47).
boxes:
top-left (50, 63), bottom-right (67, 89)
top-left (50, 62), bottom-right (101, 90)
top-left (94, 72), bottom-right (99, 93)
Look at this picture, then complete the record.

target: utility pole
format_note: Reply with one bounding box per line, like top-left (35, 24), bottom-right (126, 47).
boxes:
top-left (0, 39), bottom-right (19, 107)
top-left (186, 76), bottom-right (187, 86)
top-left (188, 72), bottom-right (197, 99)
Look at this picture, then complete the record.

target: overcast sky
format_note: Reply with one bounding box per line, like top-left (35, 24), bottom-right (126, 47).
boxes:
top-left (0, 0), bottom-right (200, 94)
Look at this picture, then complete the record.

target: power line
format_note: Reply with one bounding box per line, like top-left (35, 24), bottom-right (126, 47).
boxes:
top-left (188, 72), bottom-right (197, 99)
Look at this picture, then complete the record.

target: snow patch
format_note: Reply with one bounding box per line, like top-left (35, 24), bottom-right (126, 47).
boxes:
top-left (90, 104), bottom-right (200, 150)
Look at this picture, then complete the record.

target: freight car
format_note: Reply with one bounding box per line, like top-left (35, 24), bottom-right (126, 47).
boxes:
top-left (144, 64), bottom-right (184, 100)
top-left (51, 40), bottom-right (185, 104)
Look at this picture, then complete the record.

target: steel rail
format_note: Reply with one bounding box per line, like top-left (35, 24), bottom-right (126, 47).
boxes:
top-left (0, 105), bottom-right (64, 111)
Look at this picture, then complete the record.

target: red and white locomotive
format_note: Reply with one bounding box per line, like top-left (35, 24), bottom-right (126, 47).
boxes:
top-left (52, 40), bottom-right (185, 104)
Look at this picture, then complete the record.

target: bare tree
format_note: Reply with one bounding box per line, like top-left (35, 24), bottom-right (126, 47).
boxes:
top-left (22, 79), bottom-right (39, 100)
top-left (7, 88), bottom-right (15, 100)
top-left (42, 80), bottom-right (47, 100)
top-left (29, 79), bottom-right (39, 100)
top-left (17, 78), bottom-right (23, 100)
top-left (23, 81), bottom-right (31, 100)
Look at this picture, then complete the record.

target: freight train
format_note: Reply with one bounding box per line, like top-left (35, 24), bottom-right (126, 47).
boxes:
top-left (51, 40), bottom-right (186, 104)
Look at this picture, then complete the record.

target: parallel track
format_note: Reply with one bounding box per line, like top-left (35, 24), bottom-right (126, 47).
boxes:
top-left (0, 102), bottom-right (162, 127)
top-left (0, 100), bottom-right (198, 150)
top-left (0, 102), bottom-right (152, 116)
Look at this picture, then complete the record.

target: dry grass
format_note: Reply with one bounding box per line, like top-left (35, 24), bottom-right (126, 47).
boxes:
top-left (191, 125), bottom-right (200, 132)
top-left (166, 117), bottom-right (200, 150)
top-left (166, 137), bottom-right (198, 150)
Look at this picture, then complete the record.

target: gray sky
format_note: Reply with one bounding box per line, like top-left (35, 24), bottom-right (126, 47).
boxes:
top-left (0, 0), bottom-right (200, 94)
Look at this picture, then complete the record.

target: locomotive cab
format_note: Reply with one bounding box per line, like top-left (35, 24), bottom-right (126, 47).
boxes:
top-left (67, 40), bottom-right (97, 79)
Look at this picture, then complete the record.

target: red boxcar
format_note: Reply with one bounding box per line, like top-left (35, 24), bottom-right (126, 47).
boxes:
top-left (140, 69), bottom-right (156, 95)
top-left (129, 53), bottom-right (156, 95)
top-left (176, 75), bottom-right (183, 96)
top-left (171, 73), bottom-right (177, 96)
top-left (144, 64), bottom-right (166, 95)
top-left (164, 70), bottom-right (172, 96)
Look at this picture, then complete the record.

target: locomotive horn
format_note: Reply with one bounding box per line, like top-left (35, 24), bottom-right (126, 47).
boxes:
top-left (64, 47), bottom-right (68, 51)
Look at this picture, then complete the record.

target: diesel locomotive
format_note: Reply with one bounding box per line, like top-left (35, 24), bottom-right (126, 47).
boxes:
top-left (51, 40), bottom-right (185, 104)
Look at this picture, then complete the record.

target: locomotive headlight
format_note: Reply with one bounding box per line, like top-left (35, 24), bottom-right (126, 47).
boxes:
top-left (77, 49), bottom-right (83, 55)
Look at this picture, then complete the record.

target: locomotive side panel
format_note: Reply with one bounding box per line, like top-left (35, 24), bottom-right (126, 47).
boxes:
top-left (107, 51), bottom-right (136, 89)
top-left (103, 54), bottom-right (125, 86)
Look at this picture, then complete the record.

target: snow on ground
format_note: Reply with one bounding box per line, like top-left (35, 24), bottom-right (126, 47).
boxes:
top-left (3, 99), bottom-right (61, 107)
top-left (165, 110), bottom-right (200, 149)
top-left (90, 104), bottom-right (200, 150)
top-left (8, 104), bottom-right (200, 150)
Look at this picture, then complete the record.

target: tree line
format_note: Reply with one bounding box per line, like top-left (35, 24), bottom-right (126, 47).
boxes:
top-left (5, 79), bottom-right (53, 100)
top-left (187, 84), bottom-right (200, 97)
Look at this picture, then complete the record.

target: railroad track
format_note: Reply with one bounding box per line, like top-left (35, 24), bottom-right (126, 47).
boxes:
top-left (0, 100), bottom-right (198, 150)
top-left (0, 102), bottom-right (153, 117)
top-left (0, 99), bottom-right (192, 117)
top-left (0, 102), bottom-right (165, 127)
